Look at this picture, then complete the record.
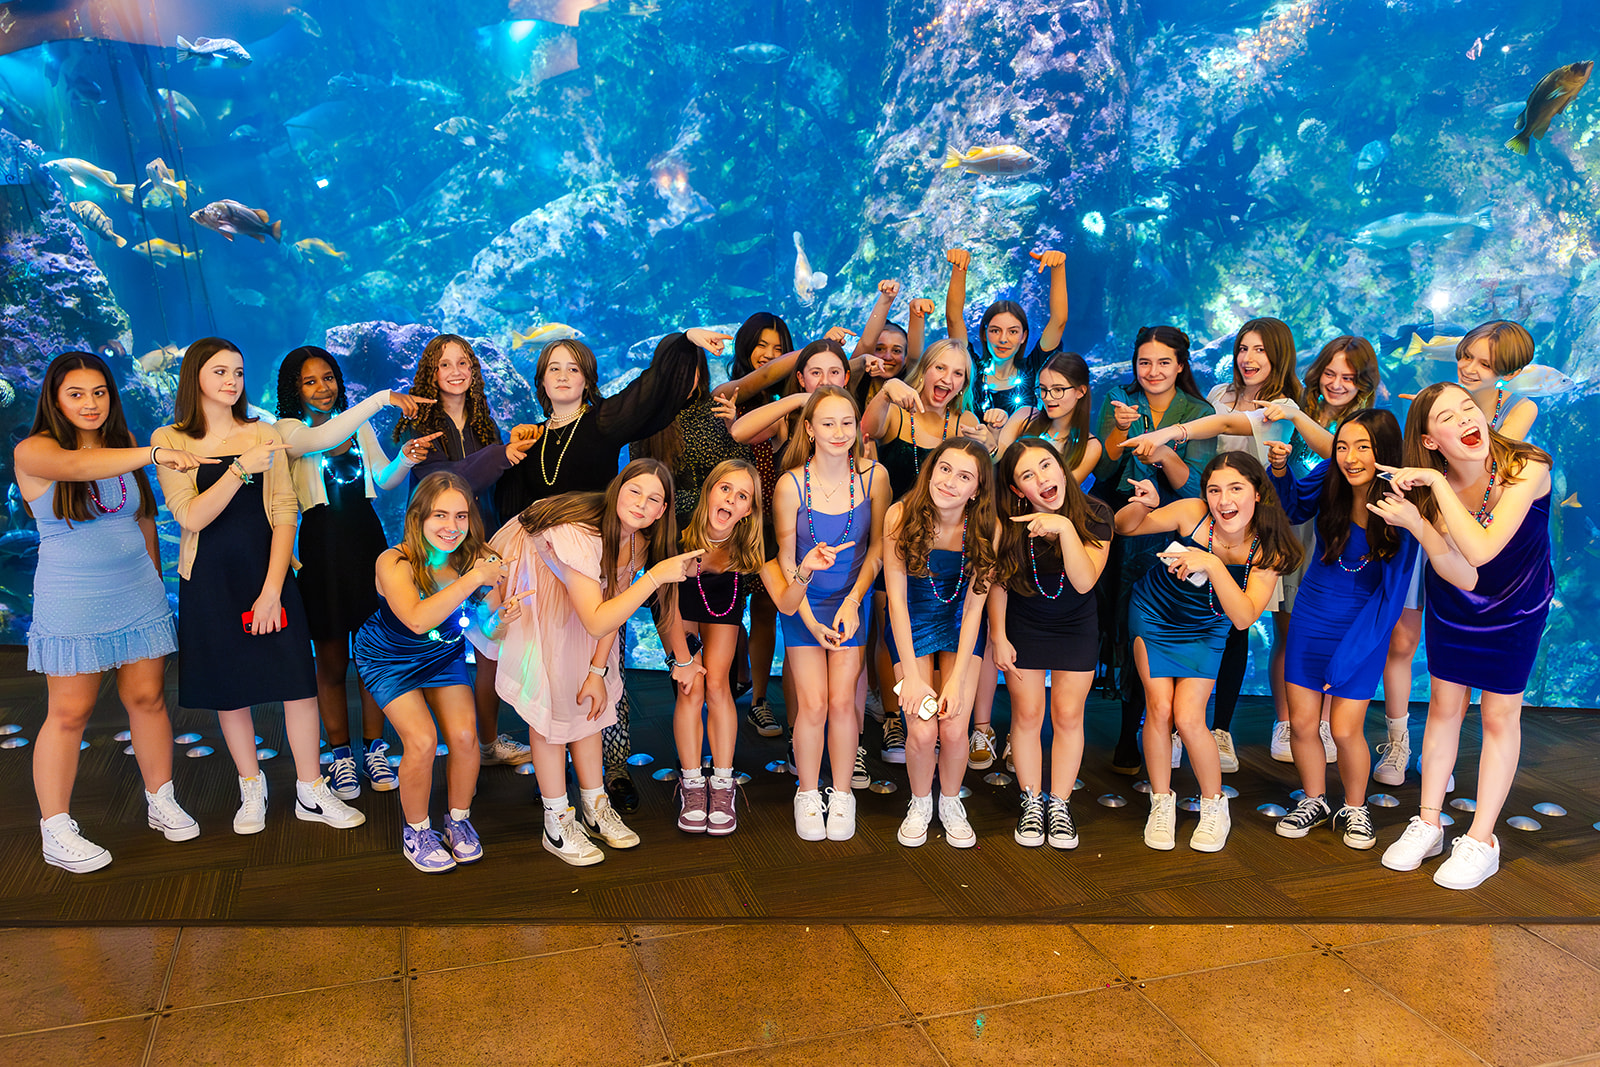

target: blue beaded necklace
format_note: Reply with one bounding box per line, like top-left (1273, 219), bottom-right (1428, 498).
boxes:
top-left (925, 513), bottom-right (969, 605)
top-left (1027, 534), bottom-right (1066, 599)
top-left (909, 410), bottom-right (952, 483)
top-left (1205, 518), bottom-right (1259, 617)
top-left (803, 457), bottom-right (856, 547)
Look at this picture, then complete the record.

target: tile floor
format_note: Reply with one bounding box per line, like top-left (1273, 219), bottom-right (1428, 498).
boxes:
top-left (1, 922), bottom-right (1597, 1066)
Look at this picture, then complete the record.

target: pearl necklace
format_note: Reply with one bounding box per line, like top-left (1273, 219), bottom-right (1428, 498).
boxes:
top-left (1205, 518), bottom-right (1258, 617)
top-left (804, 458), bottom-right (856, 547)
top-left (538, 406), bottom-right (586, 486)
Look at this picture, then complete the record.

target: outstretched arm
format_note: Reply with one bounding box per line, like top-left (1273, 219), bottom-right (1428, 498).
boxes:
top-left (944, 248), bottom-right (971, 347)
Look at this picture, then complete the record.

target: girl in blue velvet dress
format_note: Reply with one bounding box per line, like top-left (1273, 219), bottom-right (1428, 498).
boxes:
top-left (1115, 452), bottom-right (1303, 854)
top-left (882, 439), bottom-right (997, 850)
top-left (1267, 409), bottom-right (1418, 850)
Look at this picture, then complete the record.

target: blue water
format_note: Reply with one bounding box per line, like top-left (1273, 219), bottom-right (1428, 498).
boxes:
top-left (0, 0), bottom-right (1596, 705)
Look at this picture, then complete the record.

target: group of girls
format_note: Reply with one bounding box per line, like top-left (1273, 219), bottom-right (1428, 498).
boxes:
top-left (16, 249), bottom-right (1553, 892)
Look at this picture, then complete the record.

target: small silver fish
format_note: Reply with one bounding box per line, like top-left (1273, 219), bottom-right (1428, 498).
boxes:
top-left (792, 231), bottom-right (828, 308)
top-left (176, 35), bottom-right (252, 68)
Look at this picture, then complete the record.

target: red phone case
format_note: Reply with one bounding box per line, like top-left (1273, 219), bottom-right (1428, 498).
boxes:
top-left (241, 609), bottom-right (289, 632)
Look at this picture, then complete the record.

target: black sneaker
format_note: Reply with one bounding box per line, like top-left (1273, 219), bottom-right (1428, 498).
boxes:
top-left (746, 698), bottom-right (782, 738)
top-left (881, 714), bottom-right (907, 764)
top-left (1333, 803), bottom-right (1377, 850)
top-left (1014, 791), bottom-right (1045, 847)
top-left (605, 773), bottom-right (639, 815)
top-left (1275, 794), bottom-right (1332, 839)
top-left (1046, 794), bottom-right (1079, 850)
top-left (852, 746), bottom-right (870, 789)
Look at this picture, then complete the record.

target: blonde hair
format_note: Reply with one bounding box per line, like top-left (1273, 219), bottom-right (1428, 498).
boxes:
top-left (681, 459), bottom-right (766, 574)
top-left (780, 386), bottom-right (867, 472)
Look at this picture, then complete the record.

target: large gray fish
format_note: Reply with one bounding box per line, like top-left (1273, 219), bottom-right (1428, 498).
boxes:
top-left (1350, 205), bottom-right (1492, 250)
top-left (176, 35), bottom-right (253, 68)
top-left (190, 199), bottom-right (283, 243)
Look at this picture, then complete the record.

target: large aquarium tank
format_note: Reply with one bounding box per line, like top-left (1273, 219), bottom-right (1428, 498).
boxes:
top-left (0, 0), bottom-right (1595, 705)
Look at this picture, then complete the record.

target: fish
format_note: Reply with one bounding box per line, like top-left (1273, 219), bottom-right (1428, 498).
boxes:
top-left (176, 35), bottom-right (253, 68)
top-left (792, 231), bottom-right (828, 308)
top-left (156, 88), bottom-right (203, 125)
top-left (1110, 203), bottom-right (1166, 222)
top-left (140, 158), bottom-right (187, 205)
top-left (714, 234), bottom-right (766, 256)
top-left (286, 6), bottom-right (323, 36)
top-left (973, 181), bottom-right (1047, 209)
top-left (42, 158), bottom-right (135, 202)
top-left (1353, 138), bottom-right (1390, 172)
top-left (293, 237), bottom-right (347, 261)
top-left (190, 199), bottom-right (284, 243)
top-left (511, 323), bottom-right (584, 349)
top-left (729, 43), bottom-right (789, 64)
top-left (328, 71), bottom-right (387, 95)
top-left (137, 344), bottom-right (183, 372)
top-left (389, 74), bottom-right (463, 106)
top-left (942, 145), bottom-right (1037, 175)
top-left (65, 70), bottom-right (105, 106)
top-left (67, 201), bottom-right (127, 247)
top-left (434, 116), bottom-right (506, 148)
top-left (1350, 205), bottom-right (1492, 249)
top-left (130, 239), bottom-right (199, 266)
top-left (1503, 364), bottom-right (1577, 398)
top-left (1466, 37), bottom-right (1483, 61)
top-left (228, 124), bottom-right (262, 144)
top-left (1562, 492), bottom-right (1582, 508)
top-left (141, 181), bottom-right (190, 210)
top-left (228, 287), bottom-right (267, 307)
top-left (1506, 61), bottom-right (1593, 156)
top-left (1400, 333), bottom-right (1463, 361)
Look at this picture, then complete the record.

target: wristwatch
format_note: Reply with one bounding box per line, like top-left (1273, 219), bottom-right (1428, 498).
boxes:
top-left (588, 664), bottom-right (608, 678)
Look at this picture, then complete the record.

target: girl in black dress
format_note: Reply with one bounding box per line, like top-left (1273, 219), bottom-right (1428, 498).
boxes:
top-left (991, 438), bottom-right (1113, 851)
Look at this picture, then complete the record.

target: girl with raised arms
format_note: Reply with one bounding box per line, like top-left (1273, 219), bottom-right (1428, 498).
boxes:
top-left (153, 338), bottom-right (365, 835)
top-left (1373, 382), bottom-right (1553, 890)
top-left (991, 437), bottom-right (1114, 851)
top-left (16, 352), bottom-right (212, 872)
top-left (1115, 453), bottom-right (1303, 853)
top-left (772, 386), bottom-right (889, 842)
top-left (943, 246), bottom-right (1070, 427)
top-left (354, 472), bottom-right (514, 872)
top-left (882, 438), bottom-right (997, 849)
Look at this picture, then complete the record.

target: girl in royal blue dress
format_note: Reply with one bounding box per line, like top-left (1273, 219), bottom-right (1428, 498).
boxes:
top-left (1267, 409), bottom-right (1419, 851)
top-left (1115, 453), bottom-right (1303, 853)
top-left (883, 439), bottom-right (997, 850)
top-left (1373, 382), bottom-right (1554, 891)
top-left (772, 386), bottom-right (889, 843)
top-left (356, 472), bottom-right (514, 873)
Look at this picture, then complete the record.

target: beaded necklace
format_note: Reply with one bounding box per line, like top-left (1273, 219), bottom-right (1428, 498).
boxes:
top-left (1471, 456), bottom-right (1498, 528)
top-left (538, 406), bottom-right (586, 486)
top-left (1027, 533), bottom-right (1066, 599)
top-left (319, 442), bottom-right (364, 487)
top-left (924, 513), bottom-right (969, 605)
top-left (803, 457), bottom-right (856, 547)
top-left (1205, 518), bottom-right (1259, 617)
top-left (1490, 388), bottom-right (1506, 427)
top-left (86, 474), bottom-right (128, 514)
top-left (694, 556), bottom-right (740, 618)
top-left (909, 410), bottom-right (953, 482)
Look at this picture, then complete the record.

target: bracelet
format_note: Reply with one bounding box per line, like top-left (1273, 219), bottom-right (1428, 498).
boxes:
top-left (1175, 424), bottom-right (1189, 444)
top-left (670, 654), bottom-right (694, 668)
top-left (794, 568), bottom-right (811, 585)
top-left (149, 445), bottom-right (160, 467)
top-left (645, 571), bottom-right (661, 591)
top-left (230, 459), bottom-right (254, 485)
top-left (844, 595), bottom-right (860, 605)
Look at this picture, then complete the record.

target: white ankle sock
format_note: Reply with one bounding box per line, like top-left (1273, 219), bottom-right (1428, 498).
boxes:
top-left (713, 765), bottom-right (732, 779)
top-left (408, 817), bottom-right (430, 831)
top-left (1387, 717), bottom-right (1408, 740)
top-left (449, 807), bottom-right (470, 822)
top-left (578, 786), bottom-right (605, 811)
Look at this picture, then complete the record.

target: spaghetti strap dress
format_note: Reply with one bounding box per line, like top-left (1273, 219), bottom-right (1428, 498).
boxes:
top-left (884, 548), bottom-right (985, 663)
top-left (27, 476), bottom-right (176, 676)
top-left (353, 593), bottom-right (473, 710)
top-left (177, 458), bottom-right (317, 709)
top-left (1424, 492), bottom-right (1553, 696)
top-left (296, 446), bottom-right (387, 642)
top-left (679, 567), bottom-right (751, 626)
top-left (1127, 521), bottom-right (1249, 680)
top-left (780, 464), bottom-right (874, 650)
top-left (1005, 515), bottom-right (1112, 673)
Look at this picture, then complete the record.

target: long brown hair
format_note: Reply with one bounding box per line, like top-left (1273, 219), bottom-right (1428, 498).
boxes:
top-left (892, 438), bottom-right (996, 595)
top-left (28, 352), bottom-right (156, 522)
top-left (1402, 382), bottom-right (1551, 524)
top-left (394, 334), bottom-right (500, 447)
top-left (1302, 335), bottom-right (1379, 425)
top-left (1020, 351), bottom-right (1093, 471)
top-left (1201, 452), bottom-right (1304, 574)
top-left (1319, 409), bottom-right (1403, 564)
top-left (780, 385), bottom-right (866, 472)
top-left (172, 337), bottom-right (257, 438)
top-left (399, 472), bottom-right (489, 596)
top-left (518, 458), bottom-right (681, 627)
top-left (680, 459), bottom-right (765, 574)
top-left (1231, 317), bottom-right (1302, 405)
top-left (995, 437), bottom-right (1110, 595)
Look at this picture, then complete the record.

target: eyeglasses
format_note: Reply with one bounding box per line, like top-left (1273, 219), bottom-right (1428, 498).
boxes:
top-left (1038, 385), bottom-right (1077, 400)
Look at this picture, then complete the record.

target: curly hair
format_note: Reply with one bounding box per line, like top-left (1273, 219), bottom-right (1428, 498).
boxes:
top-left (275, 345), bottom-right (346, 421)
top-left (994, 437), bottom-right (1110, 595)
top-left (1302, 335), bottom-right (1379, 426)
top-left (891, 438), bottom-right (996, 596)
top-left (394, 334), bottom-right (500, 447)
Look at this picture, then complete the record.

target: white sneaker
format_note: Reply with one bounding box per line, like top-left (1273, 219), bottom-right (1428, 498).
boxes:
top-left (938, 794), bottom-right (976, 848)
top-left (1373, 733), bottom-right (1410, 786)
top-left (1170, 731), bottom-right (1183, 769)
top-left (1433, 833), bottom-right (1500, 890)
top-left (1144, 792), bottom-right (1177, 851)
top-left (825, 788), bottom-right (856, 841)
top-left (480, 733), bottom-right (533, 766)
top-left (898, 794), bottom-right (934, 847)
top-left (296, 776), bottom-right (366, 828)
top-left (1270, 720), bottom-right (1293, 762)
top-left (40, 815), bottom-right (112, 873)
top-left (1190, 794), bottom-right (1231, 852)
top-left (1381, 815), bottom-right (1444, 872)
top-left (794, 789), bottom-right (826, 841)
top-left (581, 795), bottom-right (640, 848)
top-left (1213, 729), bottom-right (1239, 773)
top-left (1319, 721), bottom-right (1337, 763)
top-left (234, 774), bottom-right (268, 835)
top-left (145, 781), bottom-right (200, 842)
top-left (543, 808), bottom-right (604, 866)
top-left (864, 688), bottom-right (886, 724)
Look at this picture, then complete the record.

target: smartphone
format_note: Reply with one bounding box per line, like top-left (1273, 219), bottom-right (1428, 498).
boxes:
top-left (1161, 541), bottom-right (1209, 587)
top-left (891, 680), bottom-right (941, 720)
top-left (1375, 470), bottom-right (1396, 482)
top-left (241, 608), bottom-right (289, 632)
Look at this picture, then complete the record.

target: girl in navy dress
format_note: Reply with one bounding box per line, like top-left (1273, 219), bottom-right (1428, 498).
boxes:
top-left (670, 459), bottom-right (766, 836)
top-left (1267, 410), bottom-right (1419, 849)
top-left (772, 386), bottom-right (888, 842)
top-left (1115, 453), bottom-right (1302, 853)
top-left (991, 438), bottom-right (1113, 851)
top-left (17, 353), bottom-right (211, 872)
top-left (942, 246), bottom-right (1069, 429)
top-left (883, 439), bottom-right (997, 849)
top-left (356, 472), bottom-right (514, 872)
top-left (1375, 382), bottom-right (1553, 890)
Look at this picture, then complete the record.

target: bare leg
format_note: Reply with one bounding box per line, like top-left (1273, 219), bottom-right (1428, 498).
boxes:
top-left (1416, 677), bottom-right (1468, 827)
top-left (428, 685), bottom-right (482, 812)
top-left (788, 647), bottom-right (830, 791)
top-left (1469, 690), bottom-right (1523, 844)
top-left (1328, 695), bottom-right (1372, 804)
top-left (1047, 670), bottom-right (1093, 796)
top-left (1286, 682), bottom-right (1327, 797)
top-left (382, 691), bottom-right (440, 823)
top-left (283, 696), bottom-right (325, 783)
top-left (1173, 678), bottom-right (1221, 798)
top-left (1006, 666), bottom-right (1048, 794)
top-left (1135, 639), bottom-right (1176, 795)
top-left (118, 657), bottom-right (177, 793)
top-left (217, 707), bottom-right (261, 778)
top-left (748, 585), bottom-right (777, 703)
top-left (33, 672), bottom-right (101, 819)
top-left (702, 624), bottom-right (741, 769)
top-left (1382, 609), bottom-right (1422, 724)
top-left (825, 647), bottom-right (865, 790)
